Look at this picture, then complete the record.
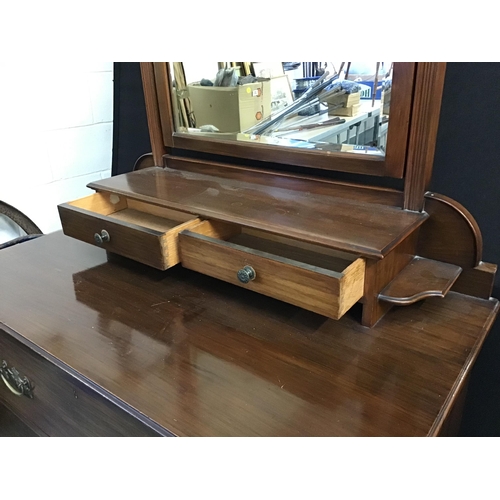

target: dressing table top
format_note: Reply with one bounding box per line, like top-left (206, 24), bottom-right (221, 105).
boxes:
top-left (0, 232), bottom-right (497, 436)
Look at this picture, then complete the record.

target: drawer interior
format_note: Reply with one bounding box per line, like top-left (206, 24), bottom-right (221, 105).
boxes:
top-left (185, 220), bottom-right (362, 275)
top-left (180, 220), bottom-right (366, 319)
top-left (229, 231), bottom-right (359, 274)
top-left (62, 192), bottom-right (202, 269)
top-left (68, 192), bottom-right (198, 234)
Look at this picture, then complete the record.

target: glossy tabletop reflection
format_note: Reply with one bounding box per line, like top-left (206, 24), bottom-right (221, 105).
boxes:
top-left (0, 233), bottom-right (497, 436)
top-left (89, 166), bottom-right (427, 259)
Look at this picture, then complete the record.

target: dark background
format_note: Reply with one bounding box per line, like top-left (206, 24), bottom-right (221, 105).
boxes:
top-left (112, 62), bottom-right (500, 436)
top-left (431, 63), bottom-right (500, 436)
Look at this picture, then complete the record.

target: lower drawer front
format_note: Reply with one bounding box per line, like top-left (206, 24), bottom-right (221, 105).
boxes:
top-left (0, 328), bottom-right (160, 436)
top-left (179, 221), bottom-right (365, 320)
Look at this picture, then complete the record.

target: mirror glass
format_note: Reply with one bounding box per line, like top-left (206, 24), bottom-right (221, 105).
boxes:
top-left (170, 62), bottom-right (393, 157)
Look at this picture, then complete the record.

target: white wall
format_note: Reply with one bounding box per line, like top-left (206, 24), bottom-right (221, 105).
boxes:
top-left (0, 62), bottom-right (113, 243)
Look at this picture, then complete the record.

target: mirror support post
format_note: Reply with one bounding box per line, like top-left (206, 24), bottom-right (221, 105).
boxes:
top-left (403, 62), bottom-right (447, 211)
top-left (140, 62), bottom-right (166, 166)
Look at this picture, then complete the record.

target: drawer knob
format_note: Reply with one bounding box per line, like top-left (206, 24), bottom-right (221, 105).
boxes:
top-left (0, 360), bottom-right (34, 399)
top-left (94, 229), bottom-right (110, 245)
top-left (237, 265), bottom-right (256, 284)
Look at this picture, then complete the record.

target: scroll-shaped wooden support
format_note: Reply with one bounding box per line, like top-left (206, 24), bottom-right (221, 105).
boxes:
top-left (378, 256), bottom-right (462, 305)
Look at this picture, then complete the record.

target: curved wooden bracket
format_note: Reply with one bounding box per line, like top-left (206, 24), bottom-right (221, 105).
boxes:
top-left (418, 191), bottom-right (483, 268)
top-left (417, 192), bottom-right (496, 300)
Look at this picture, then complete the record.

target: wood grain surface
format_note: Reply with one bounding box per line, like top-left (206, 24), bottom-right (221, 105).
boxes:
top-left (378, 256), bottom-right (462, 305)
top-left (361, 231), bottom-right (418, 327)
top-left (140, 62), bottom-right (166, 165)
top-left (0, 405), bottom-right (37, 437)
top-left (165, 155), bottom-right (405, 207)
top-left (404, 63), bottom-right (447, 211)
top-left (0, 232), bottom-right (497, 436)
top-left (58, 192), bottom-right (200, 270)
top-left (384, 62), bottom-right (416, 178)
top-left (88, 165), bottom-right (427, 259)
top-left (0, 326), bottom-right (160, 436)
top-left (452, 262), bottom-right (497, 299)
top-left (179, 222), bottom-right (365, 320)
top-left (152, 62), bottom-right (175, 148)
top-left (419, 192), bottom-right (483, 268)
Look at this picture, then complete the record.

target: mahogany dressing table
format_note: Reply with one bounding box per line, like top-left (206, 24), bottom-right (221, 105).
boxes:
top-left (0, 62), bottom-right (497, 436)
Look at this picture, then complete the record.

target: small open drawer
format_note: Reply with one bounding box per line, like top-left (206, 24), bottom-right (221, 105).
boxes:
top-left (58, 192), bottom-right (200, 270)
top-left (178, 220), bottom-right (366, 320)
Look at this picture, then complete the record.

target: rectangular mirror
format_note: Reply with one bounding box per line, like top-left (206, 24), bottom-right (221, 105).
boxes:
top-left (177, 62), bottom-right (390, 149)
top-left (151, 62), bottom-right (416, 178)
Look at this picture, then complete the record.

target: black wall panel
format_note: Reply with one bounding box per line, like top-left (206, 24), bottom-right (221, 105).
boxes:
top-left (431, 63), bottom-right (500, 436)
top-left (111, 63), bottom-right (151, 176)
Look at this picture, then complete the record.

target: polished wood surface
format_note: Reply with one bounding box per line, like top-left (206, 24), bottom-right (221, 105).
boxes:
top-left (0, 233), bottom-right (497, 436)
top-left (404, 63), bottom-right (447, 211)
top-left (378, 256), bottom-right (462, 305)
top-left (361, 232), bottom-right (418, 327)
top-left (140, 62), bottom-right (166, 165)
top-left (453, 262), bottom-right (497, 300)
top-left (417, 192), bottom-right (497, 299)
top-left (384, 62), bottom-right (415, 178)
top-left (133, 152), bottom-right (155, 171)
top-left (179, 221), bottom-right (365, 320)
top-left (419, 192), bottom-right (483, 269)
top-left (0, 326), bottom-right (160, 436)
top-left (0, 405), bottom-right (37, 437)
top-left (152, 62), bottom-right (175, 149)
top-left (88, 165), bottom-right (427, 259)
top-left (172, 134), bottom-right (386, 176)
top-left (166, 155), bottom-right (405, 206)
top-left (58, 192), bottom-right (200, 270)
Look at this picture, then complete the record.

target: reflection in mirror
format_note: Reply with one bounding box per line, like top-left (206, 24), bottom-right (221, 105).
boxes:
top-left (170, 62), bottom-right (393, 157)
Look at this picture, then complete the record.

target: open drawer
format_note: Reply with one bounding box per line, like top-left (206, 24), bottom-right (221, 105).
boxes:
top-left (58, 192), bottom-right (200, 270)
top-left (178, 220), bottom-right (366, 320)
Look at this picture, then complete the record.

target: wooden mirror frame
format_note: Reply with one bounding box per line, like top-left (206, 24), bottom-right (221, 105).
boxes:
top-left (141, 62), bottom-right (446, 212)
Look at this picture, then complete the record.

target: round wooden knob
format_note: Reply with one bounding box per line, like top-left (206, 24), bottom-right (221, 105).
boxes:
top-left (237, 266), bottom-right (256, 284)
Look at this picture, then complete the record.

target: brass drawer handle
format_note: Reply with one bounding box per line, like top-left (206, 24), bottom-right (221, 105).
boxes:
top-left (94, 229), bottom-right (110, 245)
top-left (237, 265), bottom-right (256, 284)
top-left (0, 361), bottom-right (35, 399)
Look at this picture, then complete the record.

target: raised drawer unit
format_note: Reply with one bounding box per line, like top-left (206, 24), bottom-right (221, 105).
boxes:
top-left (58, 192), bottom-right (200, 270)
top-left (0, 326), bottom-right (161, 436)
top-left (179, 220), bottom-right (365, 320)
top-left (53, 64), bottom-right (498, 328)
top-left (57, 159), bottom-right (483, 326)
